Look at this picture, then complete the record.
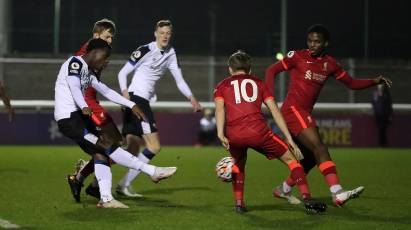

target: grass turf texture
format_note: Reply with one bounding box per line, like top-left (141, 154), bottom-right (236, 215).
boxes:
top-left (0, 146), bottom-right (410, 230)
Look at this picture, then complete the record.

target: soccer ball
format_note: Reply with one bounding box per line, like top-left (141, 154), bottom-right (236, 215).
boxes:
top-left (215, 156), bottom-right (234, 182)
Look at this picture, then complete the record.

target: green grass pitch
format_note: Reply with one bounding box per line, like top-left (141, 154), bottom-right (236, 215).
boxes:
top-left (0, 146), bottom-right (410, 229)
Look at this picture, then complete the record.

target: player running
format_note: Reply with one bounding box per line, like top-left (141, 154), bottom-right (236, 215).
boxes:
top-left (55, 38), bottom-right (177, 208)
top-left (265, 24), bottom-right (392, 206)
top-left (116, 20), bottom-right (202, 195)
top-left (0, 80), bottom-right (14, 122)
top-left (214, 51), bottom-right (326, 214)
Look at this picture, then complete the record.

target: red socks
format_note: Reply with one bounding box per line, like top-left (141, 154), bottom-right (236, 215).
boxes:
top-left (288, 161), bottom-right (311, 199)
top-left (318, 161), bottom-right (340, 187)
top-left (231, 164), bottom-right (245, 207)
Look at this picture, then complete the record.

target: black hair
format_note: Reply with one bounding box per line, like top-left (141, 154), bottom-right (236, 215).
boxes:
top-left (86, 38), bottom-right (112, 53)
top-left (307, 24), bottom-right (330, 41)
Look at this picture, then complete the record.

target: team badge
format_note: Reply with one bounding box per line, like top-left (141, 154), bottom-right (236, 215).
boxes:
top-left (305, 70), bottom-right (312, 80)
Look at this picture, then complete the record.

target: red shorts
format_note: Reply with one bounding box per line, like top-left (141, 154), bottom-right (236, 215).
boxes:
top-left (228, 129), bottom-right (288, 160)
top-left (88, 101), bottom-right (111, 126)
top-left (282, 105), bottom-right (317, 136)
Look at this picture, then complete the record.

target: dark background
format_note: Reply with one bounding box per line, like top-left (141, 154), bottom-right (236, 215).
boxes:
top-left (9, 0), bottom-right (411, 58)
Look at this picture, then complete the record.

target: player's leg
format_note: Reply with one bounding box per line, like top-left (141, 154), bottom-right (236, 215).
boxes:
top-left (117, 96), bottom-right (161, 192)
top-left (229, 146), bottom-right (248, 213)
top-left (277, 138), bottom-right (317, 196)
top-left (253, 131), bottom-right (326, 213)
top-left (296, 127), bottom-right (364, 206)
top-left (116, 134), bottom-right (143, 197)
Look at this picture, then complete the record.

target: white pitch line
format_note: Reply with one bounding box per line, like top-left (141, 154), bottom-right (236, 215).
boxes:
top-left (0, 218), bottom-right (20, 229)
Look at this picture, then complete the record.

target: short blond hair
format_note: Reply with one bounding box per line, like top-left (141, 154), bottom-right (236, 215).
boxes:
top-left (155, 19), bottom-right (173, 31)
top-left (92, 18), bottom-right (116, 35)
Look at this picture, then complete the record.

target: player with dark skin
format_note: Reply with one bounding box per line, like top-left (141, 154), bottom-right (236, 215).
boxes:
top-left (298, 32), bottom-right (391, 166)
top-left (266, 24), bottom-right (392, 206)
top-left (0, 81), bottom-right (14, 122)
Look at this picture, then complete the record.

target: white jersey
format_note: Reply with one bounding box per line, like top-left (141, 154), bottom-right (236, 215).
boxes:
top-left (54, 56), bottom-right (93, 121)
top-left (118, 41), bottom-right (193, 101)
top-left (55, 56), bottom-right (136, 121)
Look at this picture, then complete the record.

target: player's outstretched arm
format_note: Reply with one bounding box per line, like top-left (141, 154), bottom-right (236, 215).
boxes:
top-left (117, 62), bottom-right (135, 100)
top-left (91, 77), bottom-right (146, 120)
top-left (0, 81), bottom-right (15, 122)
top-left (168, 55), bottom-right (202, 112)
top-left (215, 99), bottom-right (229, 150)
top-left (265, 61), bottom-right (287, 95)
top-left (264, 98), bottom-right (303, 160)
top-left (337, 73), bottom-right (393, 90)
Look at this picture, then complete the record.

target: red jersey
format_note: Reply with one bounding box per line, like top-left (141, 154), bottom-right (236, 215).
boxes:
top-left (214, 74), bottom-right (274, 139)
top-left (265, 49), bottom-right (376, 113)
top-left (76, 42), bottom-right (108, 123)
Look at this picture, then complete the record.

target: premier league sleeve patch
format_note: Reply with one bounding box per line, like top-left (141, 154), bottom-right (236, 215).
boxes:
top-left (128, 45), bottom-right (150, 65)
top-left (68, 58), bottom-right (83, 76)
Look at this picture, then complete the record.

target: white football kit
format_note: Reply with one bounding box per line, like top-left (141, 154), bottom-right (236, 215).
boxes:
top-left (118, 41), bottom-right (193, 101)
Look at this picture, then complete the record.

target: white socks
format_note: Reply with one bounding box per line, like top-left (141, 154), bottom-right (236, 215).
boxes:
top-left (109, 147), bottom-right (156, 177)
top-left (330, 184), bottom-right (343, 194)
top-left (94, 163), bottom-right (113, 202)
top-left (282, 181), bottom-right (292, 193)
top-left (118, 152), bottom-right (150, 188)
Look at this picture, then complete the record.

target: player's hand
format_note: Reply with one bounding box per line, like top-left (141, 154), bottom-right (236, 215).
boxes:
top-left (131, 105), bottom-right (147, 121)
top-left (374, 76), bottom-right (392, 88)
top-left (190, 97), bottom-right (202, 113)
top-left (286, 138), bottom-right (304, 161)
top-left (82, 107), bottom-right (92, 116)
top-left (7, 107), bottom-right (15, 122)
top-left (218, 134), bottom-right (230, 151)
top-left (122, 90), bottom-right (130, 100)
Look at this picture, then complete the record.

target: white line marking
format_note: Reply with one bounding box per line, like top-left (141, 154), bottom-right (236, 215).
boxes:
top-left (0, 218), bottom-right (20, 229)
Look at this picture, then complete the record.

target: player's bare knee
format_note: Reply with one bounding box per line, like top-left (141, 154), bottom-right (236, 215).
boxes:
top-left (147, 144), bottom-right (161, 154)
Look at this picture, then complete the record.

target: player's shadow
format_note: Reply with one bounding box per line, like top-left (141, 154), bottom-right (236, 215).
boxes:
top-left (246, 203), bottom-right (305, 213)
top-left (327, 205), bottom-right (411, 226)
top-left (241, 212), bottom-right (322, 230)
top-left (137, 186), bottom-right (212, 195)
top-left (61, 208), bottom-right (140, 223)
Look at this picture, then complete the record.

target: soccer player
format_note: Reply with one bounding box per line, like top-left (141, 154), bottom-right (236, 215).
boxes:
top-left (265, 24), bottom-right (392, 206)
top-left (214, 51), bottom-right (326, 214)
top-left (0, 80), bottom-right (14, 122)
top-left (116, 20), bottom-right (202, 194)
top-left (68, 19), bottom-right (143, 201)
top-left (55, 38), bottom-right (177, 208)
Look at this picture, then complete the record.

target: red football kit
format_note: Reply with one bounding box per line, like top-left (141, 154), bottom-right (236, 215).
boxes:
top-left (214, 74), bottom-right (288, 159)
top-left (265, 49), bottom-right (376, 136)
top-left (76, 42), bottom-right (110, 126)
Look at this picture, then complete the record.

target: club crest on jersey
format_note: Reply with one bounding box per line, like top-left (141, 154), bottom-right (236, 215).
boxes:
top-left (287, 51), bottom-right (295, 58)
top-left (305, 70), bottom-right (312, 80)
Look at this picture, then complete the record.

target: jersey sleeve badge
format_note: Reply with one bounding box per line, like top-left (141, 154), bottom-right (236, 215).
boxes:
top-left (68, 58), bottom-right (83, 76)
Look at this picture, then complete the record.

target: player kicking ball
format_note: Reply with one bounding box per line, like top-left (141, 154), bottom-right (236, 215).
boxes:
top-left (214, 51), bottom-right (326, 214)
top-left (265, 24), bottom-right (392, 206)
top-left (54, 39), bottom-right (177, 208)
top-left (68, 19), bottom-right (144, 201)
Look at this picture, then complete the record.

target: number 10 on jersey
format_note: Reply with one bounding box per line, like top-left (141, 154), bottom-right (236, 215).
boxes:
top-left (230, 79), bottom-right (258, 104)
